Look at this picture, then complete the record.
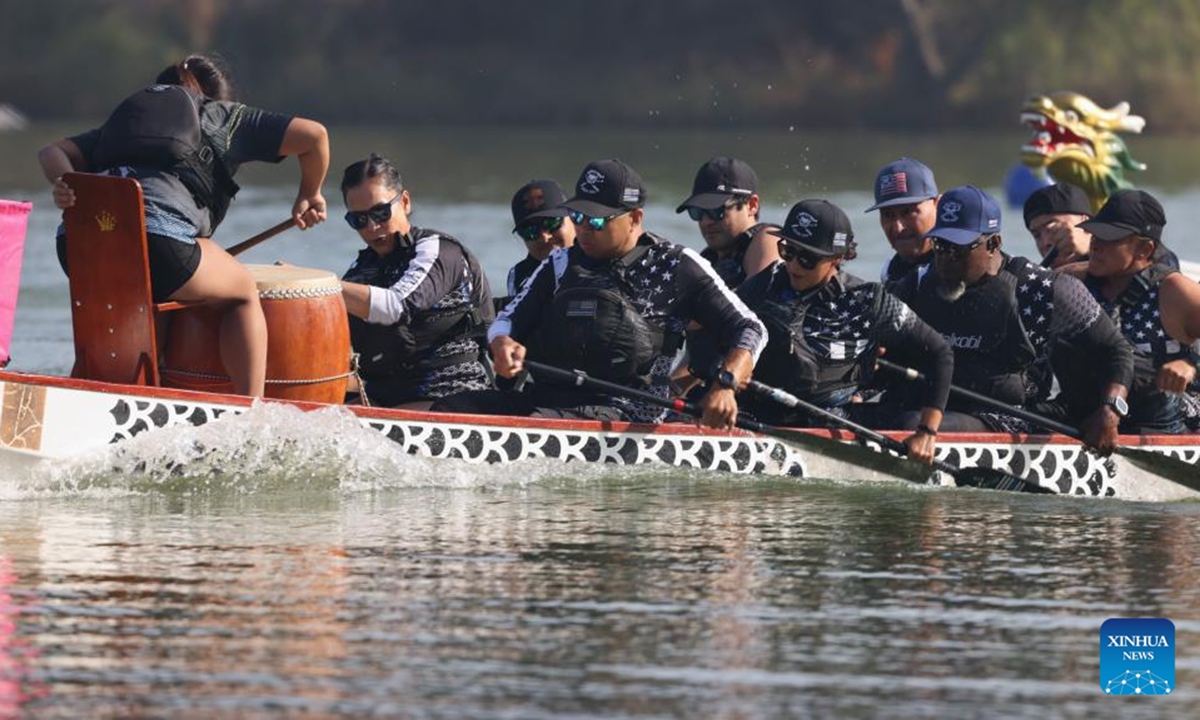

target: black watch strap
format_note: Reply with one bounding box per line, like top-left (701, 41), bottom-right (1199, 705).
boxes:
top-left (1101, 395), bottom-right (1129, 418)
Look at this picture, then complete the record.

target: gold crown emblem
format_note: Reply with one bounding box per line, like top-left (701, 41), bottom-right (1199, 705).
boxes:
top-left (95, 211), bottom-right (117, 232)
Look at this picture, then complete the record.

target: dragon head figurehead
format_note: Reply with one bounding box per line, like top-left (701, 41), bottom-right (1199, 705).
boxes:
top-left (1020, 91), bottom-right (1147, 212)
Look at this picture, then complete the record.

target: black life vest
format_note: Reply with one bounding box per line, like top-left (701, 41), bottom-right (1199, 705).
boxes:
top-left (747, 270), bottom-right (878, 406)
top-left (536, 241), bottom-right (682, 384)
top-left (701, 222), bottom-right (776, 289)
top-left (342, 230), bottom-right (489, 376)
top-left (1085, 260), bottom-right (1189, 395)
top-left (882, 251), bottom-right (931, 285)
top-left (91, 84), bottom-right (240, 228)
top-left (909, 256), bottom-right (1039, 406)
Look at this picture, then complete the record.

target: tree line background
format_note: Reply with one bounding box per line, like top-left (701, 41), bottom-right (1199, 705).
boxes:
top-left (3, 0), bottom-right (1200, 131)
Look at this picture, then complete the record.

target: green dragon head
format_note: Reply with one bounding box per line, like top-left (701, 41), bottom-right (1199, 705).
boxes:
top-left (1020, 91), bottom-right (1147, 212)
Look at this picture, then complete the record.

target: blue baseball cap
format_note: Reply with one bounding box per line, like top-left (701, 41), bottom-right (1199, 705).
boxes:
top-left (865, 157), bottom-right (938, 212)
top-left (923, 185), bottom-right (1002, 245)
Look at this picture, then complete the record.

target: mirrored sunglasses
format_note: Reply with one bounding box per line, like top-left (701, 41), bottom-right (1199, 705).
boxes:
top-left (568, 209), bottom-right (628, 231)
top-left (515, 216), bottom-right (565, 242)
top-left (344, 194), bottom-right (400, 230)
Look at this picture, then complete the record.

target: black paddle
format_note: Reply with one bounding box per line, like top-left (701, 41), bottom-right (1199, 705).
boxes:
top-left (877, 357), bottom-right (1200, 493)
top-left (522, 360), bottom-right (932, 485)
top-left (745, 380), bottom-right (1051, 494)
top-left (1039, 245), bottom-right (1060, 268)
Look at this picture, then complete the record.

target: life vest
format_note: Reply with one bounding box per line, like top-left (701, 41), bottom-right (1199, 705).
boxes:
top-left (342, 230), bottom-right (489, 376)
top-left (908, 256), bottom-right (1039, 406)
top-left (701, 222), bottom-right (776, 288)
top-left (882, 251), bottom-right (931, 285)
top-left (1085, 260), bottom-right (1191, 399)
top-left (535, 241), bottom-right (682, 384)
top-left (746, 270), bottom-right (878, 407)
top-left (90, 84), bottom-right (240, 228)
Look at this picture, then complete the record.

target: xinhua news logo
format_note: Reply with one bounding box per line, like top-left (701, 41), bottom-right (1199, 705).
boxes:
top-left (1100, 618), bottom-right (1175, 696)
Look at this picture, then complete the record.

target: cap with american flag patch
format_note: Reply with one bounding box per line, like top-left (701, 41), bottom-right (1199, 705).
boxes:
top-left (866, 157), bottom-right (938, 212)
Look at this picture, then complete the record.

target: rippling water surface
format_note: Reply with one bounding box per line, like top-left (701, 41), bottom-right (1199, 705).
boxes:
top-left (2, 407), bottom-right (1198, 718)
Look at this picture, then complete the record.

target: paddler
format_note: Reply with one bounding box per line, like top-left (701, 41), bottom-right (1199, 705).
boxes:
top-left (1057, 190), bottom-right (1200, 433)
top-left (676, 156), bottom-right (780, 289)
top-left (889, 185), bottom-right (1134, 454)
top-left (700, 199), bottom-right (954, 464)
top-left (339, 154), bottom-right (495, 409)
top-left (497, 180), bottom-right (575, 311)
top-left (865, 157), bottom-right (940, 284)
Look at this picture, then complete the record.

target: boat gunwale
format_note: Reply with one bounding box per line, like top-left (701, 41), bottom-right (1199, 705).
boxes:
top-left (3, 368), bottom-right (1197, 448)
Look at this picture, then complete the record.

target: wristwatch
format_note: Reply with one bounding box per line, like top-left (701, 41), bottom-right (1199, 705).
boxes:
top-left (1101, 395), bottom-right (1129, 418)
top-left (715, 368), bottom-right (738, 391)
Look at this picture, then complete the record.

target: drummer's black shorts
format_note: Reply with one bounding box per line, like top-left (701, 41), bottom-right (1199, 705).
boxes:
top-left (57, 232), bottom-right (202, 302)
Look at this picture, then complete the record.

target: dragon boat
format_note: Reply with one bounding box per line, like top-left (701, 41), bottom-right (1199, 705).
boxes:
top-left (2, 175), bottom-right (1199, 502)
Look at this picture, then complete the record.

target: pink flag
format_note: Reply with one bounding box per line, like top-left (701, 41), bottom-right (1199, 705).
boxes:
top-left (0, 200), bottom-right (31, 367)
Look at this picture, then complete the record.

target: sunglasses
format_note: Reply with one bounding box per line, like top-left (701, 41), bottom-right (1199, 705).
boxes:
top-left (685, 199), bottom-right (746, 222)
top-left (777, 239), bottom-right (823, 269)
top-left (344, 194), bottom-right (400, 230)
top-left (568, 209), bottom-right (628, 231)
top-left (932, 235), bottom-right (988, 257)
top-left (515, 216), bottom-right (565, 242)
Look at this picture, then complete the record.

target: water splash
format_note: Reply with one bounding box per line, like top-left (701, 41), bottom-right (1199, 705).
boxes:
top-left (5, 403), bottom-right (668, 499)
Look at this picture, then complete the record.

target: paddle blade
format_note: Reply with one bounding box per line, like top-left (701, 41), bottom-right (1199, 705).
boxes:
top-left (1118, 446), bottom-right (1200, 494)
top-left (757, 425), bottom-right (934, 486)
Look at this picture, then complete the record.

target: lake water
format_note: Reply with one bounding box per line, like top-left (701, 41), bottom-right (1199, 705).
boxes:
top-left (1, 126), bottom-right (1198, 717)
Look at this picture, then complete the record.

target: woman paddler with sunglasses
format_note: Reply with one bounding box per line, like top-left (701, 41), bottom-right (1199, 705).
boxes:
top-left (38, 53), bottom-right (330, 397)
top-left (339, 154), bottom-right (495, 408)
top-left (726, 199), bottom-right (954, 464)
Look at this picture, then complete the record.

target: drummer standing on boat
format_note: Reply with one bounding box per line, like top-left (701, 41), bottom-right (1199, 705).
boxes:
top-left (38, 54), bottom-right (331, 397)
top-left (866, 157), bottom-right (939, 284)
top-left (889, 185), bottom-right (1134, 453)
top-left (435, 159), bottom-right (766, 429)
top-left (725, 199), bottom-right (954, 464)
top-left (339, 154), bottom-right (495, 409)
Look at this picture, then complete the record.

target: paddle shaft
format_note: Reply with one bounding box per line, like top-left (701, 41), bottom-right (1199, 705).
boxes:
top-left (1039, 245), bottom-right (1060, 268)
top-left (877, 357), bottom-right (1081, 439)
top-left (746, 380), bottom-right (966, 479)
top-left (524, 361), bottom-right (771, 434)
top-left (226, 218), bottom-right (297, 257)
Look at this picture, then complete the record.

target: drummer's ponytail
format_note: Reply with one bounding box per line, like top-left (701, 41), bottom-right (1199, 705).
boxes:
top-left (342, 153), bottom-right (403, 198)
top-left (156, 53), bottom-right (234, 101)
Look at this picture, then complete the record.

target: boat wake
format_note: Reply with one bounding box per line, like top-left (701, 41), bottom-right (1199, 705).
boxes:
top-left (3, 403), bottom-right (671, 499)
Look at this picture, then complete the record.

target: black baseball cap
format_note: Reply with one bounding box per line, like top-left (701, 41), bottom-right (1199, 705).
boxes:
top-left (511, 180), bottom-right (568, 231)
top-left (676, 157), bottom-right (759, 212)
top-left (1023, 182), bottom-right (1092, 228)
top-left (1078, 189), bottom-right (1165, 242)
top-left (562, 159), bottom-right (647, 217)
top-left (767, 199), bottom-right (854, 257)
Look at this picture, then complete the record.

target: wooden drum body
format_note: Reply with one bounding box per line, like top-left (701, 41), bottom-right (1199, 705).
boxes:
top-left (161, 264), bottom-right (350, 403)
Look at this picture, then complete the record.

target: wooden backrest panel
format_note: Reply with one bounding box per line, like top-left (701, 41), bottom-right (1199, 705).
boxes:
top-left (60, 172), bottom-right (160, 385)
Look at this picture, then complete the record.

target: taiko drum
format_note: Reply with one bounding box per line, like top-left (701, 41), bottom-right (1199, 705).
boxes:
top-left (161, 264), bottom-right (351, 403)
